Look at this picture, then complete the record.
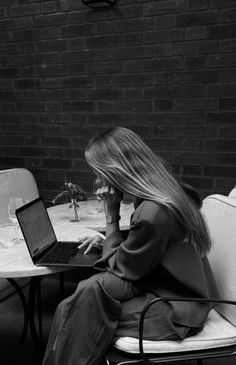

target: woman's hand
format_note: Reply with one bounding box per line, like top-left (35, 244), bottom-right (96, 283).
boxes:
top-left (78, 235), bottom-right (104, 255)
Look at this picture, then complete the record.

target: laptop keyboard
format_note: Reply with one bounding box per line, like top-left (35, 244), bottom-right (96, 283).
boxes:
top-left (43, 242), bottom-right (79, 264)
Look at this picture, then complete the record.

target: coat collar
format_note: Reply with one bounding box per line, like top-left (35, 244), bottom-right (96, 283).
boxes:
top-left (134, 197), bottom-right (143, 210)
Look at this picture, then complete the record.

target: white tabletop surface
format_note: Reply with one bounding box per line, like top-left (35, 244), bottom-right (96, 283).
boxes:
top-left (0, 200), bottom-right (134, 279)
top-left (48, 200), bottom-right (134, 232)
top-left (0, 225), bottom-right (104, 279)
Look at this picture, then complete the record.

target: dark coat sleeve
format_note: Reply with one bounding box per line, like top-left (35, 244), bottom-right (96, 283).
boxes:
top-left (94, 201), bottom-right (174, 281)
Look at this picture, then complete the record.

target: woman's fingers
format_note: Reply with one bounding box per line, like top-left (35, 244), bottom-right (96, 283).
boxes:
top-left (78, 235), bottom-right (104, 254)
top-left (77, 236), bottom-right (92, 249)
top-left (84, 237), bottom-right (103, 254)
top-left (96, 185), bottom-right (120, 202)
top-left (96, 186), bottom-right (110, 200)
top-left (84, 242), bottom-right (96, 255)
top-left (95, 187), bottom-right (103, 201)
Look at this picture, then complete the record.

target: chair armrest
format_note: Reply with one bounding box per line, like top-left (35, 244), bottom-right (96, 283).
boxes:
top-left (139, 296), bottom-right (236, 364)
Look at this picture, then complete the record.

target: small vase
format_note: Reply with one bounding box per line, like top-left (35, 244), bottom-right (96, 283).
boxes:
top-left (69, 199), bottom-right (80, 222)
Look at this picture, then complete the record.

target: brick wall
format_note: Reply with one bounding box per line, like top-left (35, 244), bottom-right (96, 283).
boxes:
top-left (0, 0), bottom-right (235, 204)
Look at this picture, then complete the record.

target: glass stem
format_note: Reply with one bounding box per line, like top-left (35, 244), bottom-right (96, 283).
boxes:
top-left (14, 223), bottom-right (20, 243)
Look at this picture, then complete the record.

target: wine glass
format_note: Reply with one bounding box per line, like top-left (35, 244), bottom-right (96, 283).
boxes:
top-left (8, 198), bottom-right (25, 244)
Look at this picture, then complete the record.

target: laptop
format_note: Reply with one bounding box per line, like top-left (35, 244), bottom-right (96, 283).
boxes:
top-left (16, 197), bottom-right (101, 267)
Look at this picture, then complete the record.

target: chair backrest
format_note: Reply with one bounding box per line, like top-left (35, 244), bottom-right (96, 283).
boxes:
top-left (228, 185), bottom-right (236, 198)
top-left (201, 190), bottom-right (236, 326)
top-left (0, 168), bottom-right (39, 225)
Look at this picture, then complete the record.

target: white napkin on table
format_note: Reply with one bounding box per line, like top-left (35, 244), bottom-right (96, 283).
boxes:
top-left (0, 224), bottom-right (17, 248)
top-left (0, 238), bottom-right (15, 248)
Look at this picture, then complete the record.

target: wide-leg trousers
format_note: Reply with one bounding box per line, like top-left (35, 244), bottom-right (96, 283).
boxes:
top-left (42, 271), bottom-right (191, 365)
top-left (42, 271), bottom-right (144, 365)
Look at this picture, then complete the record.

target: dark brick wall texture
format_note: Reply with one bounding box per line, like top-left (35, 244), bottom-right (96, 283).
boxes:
top-left (0, 0), bottom-right (235, 204)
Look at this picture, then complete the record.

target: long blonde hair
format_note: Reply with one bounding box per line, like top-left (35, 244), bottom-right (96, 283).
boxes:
top-left (85, 127), bottom-right (211, 255)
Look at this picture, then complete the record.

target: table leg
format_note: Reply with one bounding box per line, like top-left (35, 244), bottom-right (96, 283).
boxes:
top-left (6, 276), bottom-right (44, 351)
top-left (28, 274), bottom-right (66, 349)
top-left (7, 278), bottom-right (29, 347)
top-left (6, 273), bottom-right (66, 352)
top-left (28, 276), bottom-right (43, 349)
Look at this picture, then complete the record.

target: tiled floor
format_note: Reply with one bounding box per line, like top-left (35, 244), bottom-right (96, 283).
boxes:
top-left (0, 276), bottom-right (235, 365)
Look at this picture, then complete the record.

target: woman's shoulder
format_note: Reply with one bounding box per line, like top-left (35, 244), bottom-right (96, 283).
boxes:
top-left (132, 199), bottom-right (172, 226)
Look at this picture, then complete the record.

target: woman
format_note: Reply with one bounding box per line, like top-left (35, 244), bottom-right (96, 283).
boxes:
top-left (43, 127), bottom-right (218, 365)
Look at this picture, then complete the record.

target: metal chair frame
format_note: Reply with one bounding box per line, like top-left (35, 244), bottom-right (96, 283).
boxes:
top-left (106, 297), bottom-right (236, 365)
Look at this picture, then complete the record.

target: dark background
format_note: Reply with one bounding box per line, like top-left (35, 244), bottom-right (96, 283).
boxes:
top-left (0, 0), bottom-right (235, 204)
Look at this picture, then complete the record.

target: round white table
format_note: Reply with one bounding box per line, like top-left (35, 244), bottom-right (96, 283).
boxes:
top-left (0, 225), bottom-right (104, 278)
top-left (0, 199), bottom-right (134, 277)
top-left (0, 199), bottom-right (134, 350)
top-left (0, 224), bottom-right (105, 350)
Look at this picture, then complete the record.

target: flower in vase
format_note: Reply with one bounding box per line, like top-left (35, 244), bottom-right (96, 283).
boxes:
top-left (52, 181), bottom-right (88, 206)
top-left (52, 181), bottom-right (91, 222)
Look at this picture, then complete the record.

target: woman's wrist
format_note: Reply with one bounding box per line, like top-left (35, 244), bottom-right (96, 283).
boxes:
top-left (104, 201), bottom-right (121, 226)
top-left (105, 213), bottom-right (121, 224)
top-left (104, 202), bottom-right (120, 216)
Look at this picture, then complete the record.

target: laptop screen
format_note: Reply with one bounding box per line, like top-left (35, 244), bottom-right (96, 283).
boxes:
top-left (16, 198), bottom-right (57, 258)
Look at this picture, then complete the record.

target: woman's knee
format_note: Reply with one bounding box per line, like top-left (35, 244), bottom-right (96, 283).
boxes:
top-left (99, 272), bottom-right (137, 301)
top-left (72, 271), bottom-right (137, 302)
top-left (74, 272), bottom-right (105, 295)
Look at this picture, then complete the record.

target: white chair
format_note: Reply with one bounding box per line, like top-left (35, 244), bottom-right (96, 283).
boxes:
top-left (106, 190), bottom-right (236, 364)
top-left (0, 168), bottom-right (39, 225)
top-left (228, 185), bottom-right (236, 199)
top-left (0, 168), bottom-right (39, 298)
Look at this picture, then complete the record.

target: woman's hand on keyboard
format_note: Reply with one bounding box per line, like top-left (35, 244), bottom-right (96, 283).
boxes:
top-left (78, 235), bottom-right (104, 254)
